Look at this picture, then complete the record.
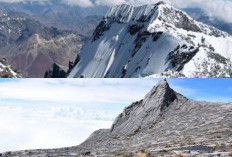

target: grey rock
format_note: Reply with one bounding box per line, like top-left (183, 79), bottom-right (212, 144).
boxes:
top-left (110, 79), bottom-right (178, 136)
top-left (0, 56), bottom-right (22, 78)
top-left (44, 63), bottom-right (67, 78)
top-left (3, 79), bottom-right (232, 156)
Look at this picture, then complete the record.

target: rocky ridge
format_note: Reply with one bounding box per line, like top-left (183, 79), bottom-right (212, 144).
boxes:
top-left (0, 0), bottom-right (107, 37)
top-left (0, 56), bottom-right (22, 78)
top-left (0, 10), bottom-right (85, 77)
top-left (2, 79), bottom-right (232, 156)
top-left (68, 2), bottom-right (232, 78)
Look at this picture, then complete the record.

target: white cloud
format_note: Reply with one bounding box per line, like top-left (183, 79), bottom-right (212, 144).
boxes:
top-left (0, 79), bottom-right (206, 153)
top-left (171, 0), bottom-right (232, 23)
top-left (61, 0), bottom-right (93, 7)
top-left (0, 0), bottom-right (46, 3)
top-left (0, 0), bottom-right (231, 22)
top-left (116, 0), bottom-right (232, 23)
top-left (0, 79), bottom-right (199, 107)
top-left (0, 104), bottom-right (113, 152)
top-left (0, 79), bottom-right (159, 104)
top-left (95, 0), bottom-right (127, 6)
top-left (0, 79), bottom-right (159, 153)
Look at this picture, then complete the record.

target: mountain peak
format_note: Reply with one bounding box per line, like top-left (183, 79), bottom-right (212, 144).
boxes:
top-left (154, 78), bottom-right (168, 88)
top-left (143, 79), bottom-right (177, 111)
top-left (105, 2), bottom-right (166, 23)
top-left (6, 79), bottom-right (232, 156)
top-left (110, 79), bottom-right (178, 136)
top-left (68, 1), bottom-right (231, 78)
top-left (145, 79), bottom-right (171, 98)
top-left (104, 2), bottom-right (220, 35)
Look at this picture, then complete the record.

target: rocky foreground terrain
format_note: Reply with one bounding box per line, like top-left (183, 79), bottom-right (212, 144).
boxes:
top-left (1, 79), bottom-right (232, 156)
top-left (0, 56), bottom-right (22, 78)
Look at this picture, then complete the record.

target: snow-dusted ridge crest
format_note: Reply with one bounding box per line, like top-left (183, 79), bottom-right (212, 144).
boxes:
top-left (68, 1), bottom-right (232, 78)
top-left (0, 57), bottom-right (22, 78)
top-left (105, 2), bottom-right (227, 36)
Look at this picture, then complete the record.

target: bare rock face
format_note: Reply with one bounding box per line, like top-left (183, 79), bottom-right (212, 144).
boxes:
top-left (110, 79), bottom-right (178, 136)
top-left (2, 79), bottom-right (232, 156)
top-left (44, 63), bottom-right (66, 78)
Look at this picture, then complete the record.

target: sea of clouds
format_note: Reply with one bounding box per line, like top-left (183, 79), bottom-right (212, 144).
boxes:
top-left (0, 78), bottom-right (231, 152)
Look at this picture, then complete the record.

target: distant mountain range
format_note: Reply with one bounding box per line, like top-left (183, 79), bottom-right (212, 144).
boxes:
top-left (0, 1), bottom-right (232, 78)
top-left (2, 79), bottom-right (232, 156)
top-left (68, 3), bottom-right (232, 78)
top-left (184, 8), bottom-right (232, 35)
top-left (0, 0), bottom-right (108, 37)
top-left (0, 1), bottom-right (231, 37)
top-left (0, 10), bottom-right (86, 77)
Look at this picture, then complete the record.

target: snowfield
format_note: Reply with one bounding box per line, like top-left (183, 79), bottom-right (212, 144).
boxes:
top-left (68, 2), bottom-right (232, 78)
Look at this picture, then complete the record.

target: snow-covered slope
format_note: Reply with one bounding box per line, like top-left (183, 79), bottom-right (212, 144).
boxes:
top-left (0, 57), bottom-right (22, 78)
top-left (68, 2), bottom-right (232, 78)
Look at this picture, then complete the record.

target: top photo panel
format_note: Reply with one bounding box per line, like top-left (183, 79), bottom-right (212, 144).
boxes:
top-left (0, 0), bottom-right (231, 78)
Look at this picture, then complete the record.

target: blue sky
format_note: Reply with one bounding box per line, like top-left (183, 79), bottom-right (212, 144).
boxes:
top-left (0, 78), bottom-right (231, 152)
top-left (168, 79), bottom-right (232, 102)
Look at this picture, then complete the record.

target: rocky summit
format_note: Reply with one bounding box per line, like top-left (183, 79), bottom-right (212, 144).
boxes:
top-left (68, 2), bottom-right (232, 78)
top-left (2, 79), bottom-right (232, 156)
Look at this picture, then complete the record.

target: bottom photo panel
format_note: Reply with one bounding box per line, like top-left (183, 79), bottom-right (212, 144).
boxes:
top-left (0, 78), bottom-right (232, 157)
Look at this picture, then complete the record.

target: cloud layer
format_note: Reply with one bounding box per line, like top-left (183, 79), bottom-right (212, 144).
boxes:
top-left (0, 79), bottom-right (159, 104)
top-left (0, 79), bottom-right (160, 153)
top-left (0, 104), bottom-right (113, 152)
top-left (0, 79), bottom-right (231, 153)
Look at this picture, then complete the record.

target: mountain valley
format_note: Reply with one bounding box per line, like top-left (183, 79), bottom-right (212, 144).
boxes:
top-left (0, 10), bottom-right (85, 77)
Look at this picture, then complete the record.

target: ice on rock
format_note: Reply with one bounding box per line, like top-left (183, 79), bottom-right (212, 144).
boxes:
top-left (68, 2), bottom-right (232, 78)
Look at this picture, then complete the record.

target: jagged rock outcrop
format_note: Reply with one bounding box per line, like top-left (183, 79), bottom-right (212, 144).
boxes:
top-left (68, 2), bottom-right (232, 78)
top-left (110, 79), bottom-right (178, 136)
top-left (0, 57), bottom-right (22, 78)
top-left (3, 79), bottom-right (232, 156)
top-left (44, 63), bottom-right (66, 78)
top-left (44, 54), bottom-right (80, 78)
